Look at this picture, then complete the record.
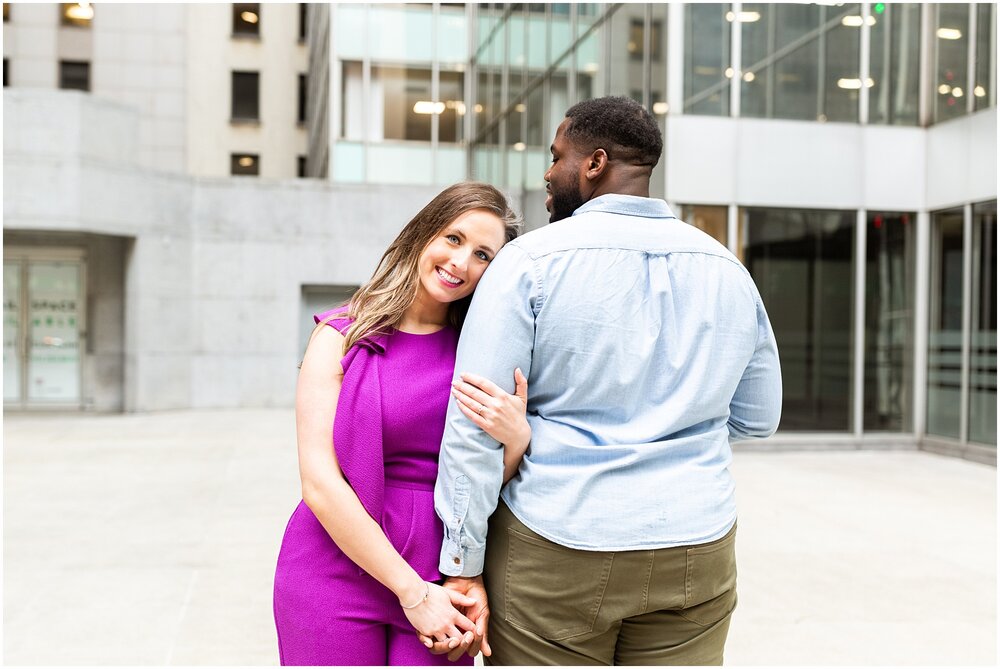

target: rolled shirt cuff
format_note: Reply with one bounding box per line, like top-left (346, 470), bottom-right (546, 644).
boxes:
top-left (438, 539), bottom-right (485, 578)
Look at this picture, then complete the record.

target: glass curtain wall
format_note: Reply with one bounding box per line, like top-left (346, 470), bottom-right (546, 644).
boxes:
top-left (684, 4), bottom-right (731, 116)
top-left (869, 3), bottom-right (921, 125)
top-left (933, 3), bottom-right (970, 123)
top-left (744, 208), bottom-right (855, 431)
top-left (333, 3), bottom-right (467, 185)
top-left (927, 208), bottom-right (965, 439)
top-left (926, 202), bottom-right (997, 447)
top-left (740, 4), bottom-right (861, 123)
top-left (470, 3), bottom-right (671, 194)
top-left (969, 201), bottom-right (997, 445)
top-left (864, 212), bottom-right (915, 431)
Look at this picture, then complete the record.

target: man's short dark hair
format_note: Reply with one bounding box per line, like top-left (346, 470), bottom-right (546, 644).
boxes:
top-left (563, 96), bottom-right (663, 168)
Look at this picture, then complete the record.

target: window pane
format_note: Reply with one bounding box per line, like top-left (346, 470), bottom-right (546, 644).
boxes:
top-left (3, 59), bottom-right (8, 88)
top-left (231, 153), bottom-right (260, 176)
top-left (439, 70), bottom-right (465, 143)
top-left (368, 4), bottom-right (433, 63)
top-left (934, 3), bottom-right (969, 123)
top-left (373, 66), bottom-right (432, 142)
top-left (678, 204), bottom-right (728, 246)
top-left (231, 71), bottom-right (260, 120)
top-left (59, 61), bottom-right (90, 92)
top-left (27, 262), bottom-right (81, 402)
top-left (233, 3), bottom-right (261, 36)
top-left (745, 208), bottom-right (855, 431)
top-left (607, 5), bottom-right (646, 104)
top-left (970, 201), bottom-right (997, 445)
top-left (341, 61), bottom-right (363, 140)
top-left (298, 74), bottom-right (307, 124)
top-left (4, 262), bottom-right (21, 402)
top-left (684, 3), bottom-right (731, 116)
top-left (864, 212), bottom-right (915, 432)
top-left (741, 4), bottom-right (820, 120)
top-left (927, 209), bottom-right (964, 439)
top-left (974, 4), bottom-right (995, 111)
top-left (869, 3), bottom-right (921, 125)
top-left (822, 4), bottom-right (860, 123)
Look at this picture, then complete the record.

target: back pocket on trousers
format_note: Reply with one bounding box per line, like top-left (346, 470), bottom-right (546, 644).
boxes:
top-left (682, 527), bottom-right (737, 626)
top-left (504, 527), bottom-right (613, 640)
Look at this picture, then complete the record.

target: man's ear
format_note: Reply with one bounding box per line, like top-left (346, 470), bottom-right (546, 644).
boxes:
top-left (585, 148), bottom-right (609, 181)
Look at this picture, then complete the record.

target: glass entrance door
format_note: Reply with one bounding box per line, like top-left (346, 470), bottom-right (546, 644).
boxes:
top-left (3, 251), bottom-right (85, 408)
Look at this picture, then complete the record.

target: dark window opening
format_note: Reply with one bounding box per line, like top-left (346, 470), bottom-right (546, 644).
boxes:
top-left (231, 153), bottom-right (260, 176)
top-left (233, 3), bottom-right (260, 37)
top-left (297, 156), bottom-right (307, 178)
top-left (231, 71), bottom-right (260, 121)
top-left (298, 73), bottom-right (307, 123)
top-left (59, 60), bottom-right (90, 91)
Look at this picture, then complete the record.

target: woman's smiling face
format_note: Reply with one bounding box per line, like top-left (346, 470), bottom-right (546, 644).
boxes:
top-left (416, 208), bottom-right (506, 306)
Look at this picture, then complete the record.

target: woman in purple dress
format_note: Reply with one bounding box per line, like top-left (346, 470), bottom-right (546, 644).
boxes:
top-left (273, 183), bottom-right (529, 666)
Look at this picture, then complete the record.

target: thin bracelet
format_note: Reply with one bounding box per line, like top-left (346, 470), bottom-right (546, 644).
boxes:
top-left (400, 582), bottom-right (430, 609)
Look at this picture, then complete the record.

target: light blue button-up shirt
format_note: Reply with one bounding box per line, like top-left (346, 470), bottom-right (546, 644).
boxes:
top-left (435, 194), bottom-right (781, 577)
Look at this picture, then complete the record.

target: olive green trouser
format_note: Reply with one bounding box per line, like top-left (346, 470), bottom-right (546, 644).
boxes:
top-left (483, 502), bottom-right (737, 666)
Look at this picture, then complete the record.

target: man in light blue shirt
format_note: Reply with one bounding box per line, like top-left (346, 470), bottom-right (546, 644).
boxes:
top-left (433, 96), bottom-right (781, 665)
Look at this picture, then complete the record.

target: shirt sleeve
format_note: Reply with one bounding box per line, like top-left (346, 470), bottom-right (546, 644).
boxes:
top-left (727, 286), bottom-right (782, 441)
top-left (434, 243), bottom-right (538, 577)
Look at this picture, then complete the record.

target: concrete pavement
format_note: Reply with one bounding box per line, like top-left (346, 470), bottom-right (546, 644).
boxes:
top-left (3, 409), bottom-right (996, 665)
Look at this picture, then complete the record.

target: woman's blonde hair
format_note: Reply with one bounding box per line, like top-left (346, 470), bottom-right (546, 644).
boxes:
top-left (325, 182), bottom-right (521, 355)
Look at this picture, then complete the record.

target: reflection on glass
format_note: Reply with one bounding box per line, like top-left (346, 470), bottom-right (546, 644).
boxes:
top-left (970, 201), bottom-right (997, 445)
top-left (934, 3), bottom-right (969, 123)
top-left (648, 2), bottom-right (668, 199)
top-left (822, 3), bottom-right (861, 123)
top-left (864, 212), bottom-right (915, 431)
top-left (342, 61), bottom-right (364, 140)
top-left (372, 66), bottom-right (432, 141)
top-left (684, 3), bottom-right (731, 116)
top-left (974, 3), bottom-right (995, 112)
top-left (439, 71), bottom-right (465, 143)
top-left (575, 29), bottom-right (601, 104)
top-left (927, 209), bottom-right (964, 439)
top-left (526, 83), bottom-right (544, 147)
top-left (869, 3), bottom-right (921, 125)
top-left (745, 208), bottom-right (855, 431)
top-left (608, 5), bottom-right (646, 103)
top-left (27, 262), bottom-right (81, 403)
top-left (678, 205), bottom-right (728, 246)
top-left (367, 4), bottom-right (434, 63)
top-left (741, 4), bottom-right (862, 122)
top-left (4, 262), bottom-right (20, 402)
top-left (741, 4), bottom-right (820, 120)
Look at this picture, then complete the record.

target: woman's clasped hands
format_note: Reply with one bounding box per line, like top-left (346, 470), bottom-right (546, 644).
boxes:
top-left (402, 580), bottom-right (488, 661)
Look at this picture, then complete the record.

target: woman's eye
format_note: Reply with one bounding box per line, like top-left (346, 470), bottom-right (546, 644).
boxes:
top-left (446, 234), bottom-right (460, 243)
top-left (476, 251), bottom-right (490, 261)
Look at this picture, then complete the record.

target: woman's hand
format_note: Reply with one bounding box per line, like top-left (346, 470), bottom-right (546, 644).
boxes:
top-left (401, 581), bottom-right (478, 644)
top-left (452, 368), bottom-right (530, 483)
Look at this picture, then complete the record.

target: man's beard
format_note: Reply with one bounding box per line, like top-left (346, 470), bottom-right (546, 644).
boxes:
top-left (548, 184), bottom-right (585, 223)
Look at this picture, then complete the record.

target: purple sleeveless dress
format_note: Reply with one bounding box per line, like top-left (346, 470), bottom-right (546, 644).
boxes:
top-left (273, 309), bottom-right (472, 666)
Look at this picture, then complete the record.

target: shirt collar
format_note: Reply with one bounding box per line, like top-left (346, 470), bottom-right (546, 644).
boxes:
top-left (572, 193), bottom-right (677, 220)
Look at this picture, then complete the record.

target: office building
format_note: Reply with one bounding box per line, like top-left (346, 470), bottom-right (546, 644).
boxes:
top-left (3, 3), bottom-right (996, 463)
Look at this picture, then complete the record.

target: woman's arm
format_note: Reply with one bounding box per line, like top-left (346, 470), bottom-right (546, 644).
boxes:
top-left (451, 368), bottom-right (530, 484)
top-left (297, 326), bottom-right (477, 642)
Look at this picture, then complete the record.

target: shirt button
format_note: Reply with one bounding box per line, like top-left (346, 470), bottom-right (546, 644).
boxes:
top-left (453, 557), bottom-right (461, 565)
